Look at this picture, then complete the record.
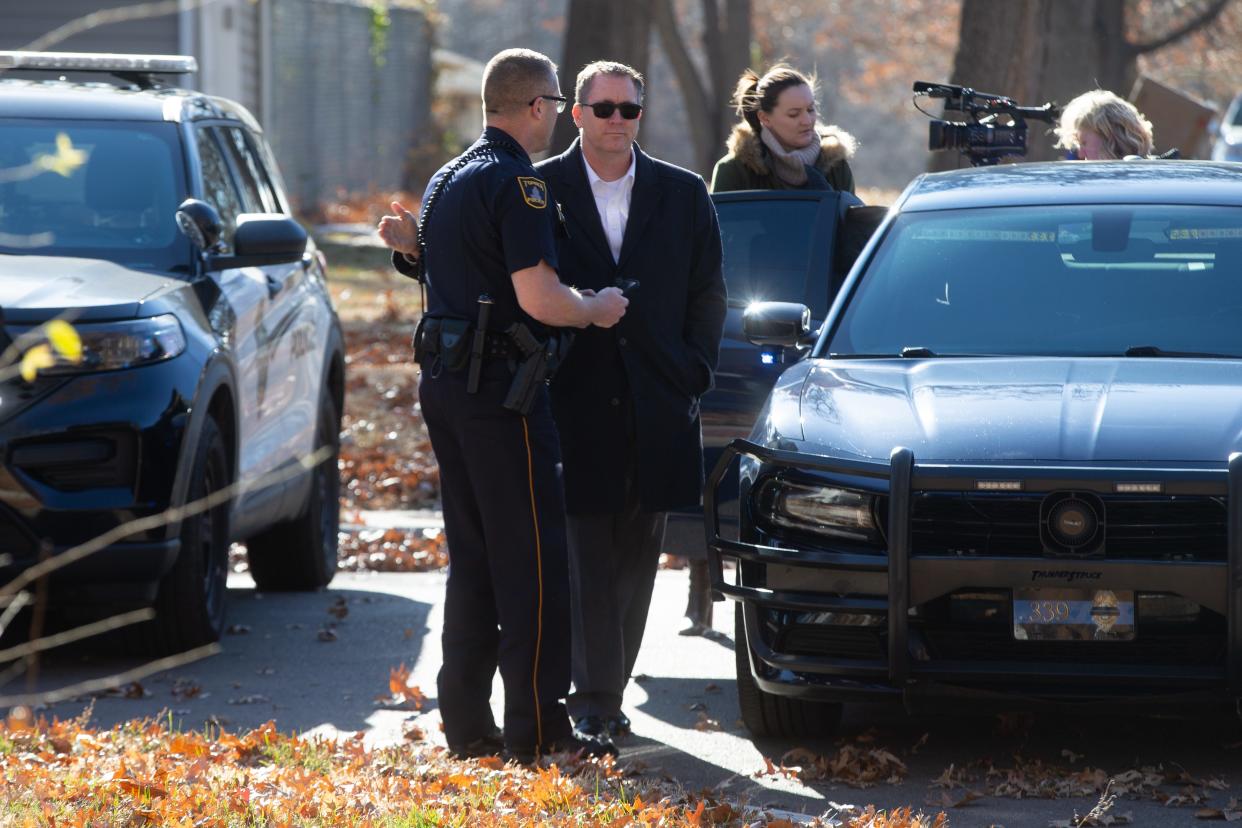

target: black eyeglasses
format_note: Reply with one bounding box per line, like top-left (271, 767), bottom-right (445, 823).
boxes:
top-left (582, 101), bottom-right (643, 120)
top-left (528, 94), bottom-right (568, 113)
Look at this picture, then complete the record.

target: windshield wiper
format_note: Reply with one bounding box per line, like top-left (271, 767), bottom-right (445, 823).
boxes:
top-left (1123, 345), bottom-right (1238, 359)
top-left (900, 346), bottom-right (936, 358)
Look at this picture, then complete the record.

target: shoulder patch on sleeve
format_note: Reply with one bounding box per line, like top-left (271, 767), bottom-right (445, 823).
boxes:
top-left (517, 176), bottom-right (548, 209)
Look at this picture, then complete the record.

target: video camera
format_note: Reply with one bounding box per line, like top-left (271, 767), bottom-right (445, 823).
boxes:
top-left (914, 80), bottom-right (1061, 166)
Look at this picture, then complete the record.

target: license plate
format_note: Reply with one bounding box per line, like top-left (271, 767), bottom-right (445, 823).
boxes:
top-left (1013, 588), bottom-right (1135, 641)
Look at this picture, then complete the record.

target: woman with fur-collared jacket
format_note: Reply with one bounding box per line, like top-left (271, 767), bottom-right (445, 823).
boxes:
top-left (709, 64), bottom-right (856, 194)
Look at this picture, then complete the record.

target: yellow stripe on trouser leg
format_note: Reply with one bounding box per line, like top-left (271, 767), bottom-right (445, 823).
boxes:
top-left (520, 416), bottom-right (545, 751)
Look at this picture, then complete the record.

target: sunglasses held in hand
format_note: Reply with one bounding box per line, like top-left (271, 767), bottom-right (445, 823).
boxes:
top-left (582, 101), bottom-right (643, 120)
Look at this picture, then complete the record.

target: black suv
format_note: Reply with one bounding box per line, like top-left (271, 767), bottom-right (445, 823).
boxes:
top-left (709, 160), bottom-right (1242, 736)
top-left (0, 52), bottom-right (345, 653)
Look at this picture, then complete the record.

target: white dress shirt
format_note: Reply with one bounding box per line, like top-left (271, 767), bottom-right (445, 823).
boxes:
top-left (583, 149), bottom-right (635, 263)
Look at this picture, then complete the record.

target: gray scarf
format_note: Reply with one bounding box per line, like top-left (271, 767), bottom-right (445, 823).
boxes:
top-left (760, 127), bottom-right (822, 187)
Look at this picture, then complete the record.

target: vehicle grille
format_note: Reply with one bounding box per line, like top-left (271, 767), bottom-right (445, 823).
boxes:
top-left (9, 431), bottom-right (138, 492)
top-left (910, 492), bottom-right (1226, 561)
top-left (777, 626), bottom-right (886, 659)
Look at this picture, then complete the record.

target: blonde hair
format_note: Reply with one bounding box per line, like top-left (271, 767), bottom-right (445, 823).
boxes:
top-left (1054, 90), bottom-right (1154, 159)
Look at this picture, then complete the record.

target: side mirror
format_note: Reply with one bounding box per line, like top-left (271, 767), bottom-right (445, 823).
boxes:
top-left (743, 301), bottom-right (812, 348)
top-left (176, 198), bottom-right (223, 251)
top-left (208, 213), bottom-right (307, 270)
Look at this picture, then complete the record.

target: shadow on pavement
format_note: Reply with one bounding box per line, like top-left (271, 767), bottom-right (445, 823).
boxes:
top-left (5, 585), bottom-right (434, 737)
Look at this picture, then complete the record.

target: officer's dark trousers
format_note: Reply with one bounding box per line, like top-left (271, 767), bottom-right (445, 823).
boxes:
top-left (419, 368), bottom-right (572, 753)
top-left (565, 453), bottom-right (667, 720)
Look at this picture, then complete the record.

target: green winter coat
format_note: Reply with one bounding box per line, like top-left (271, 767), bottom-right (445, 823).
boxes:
top-left (709, 122), bottom-right (857, 194)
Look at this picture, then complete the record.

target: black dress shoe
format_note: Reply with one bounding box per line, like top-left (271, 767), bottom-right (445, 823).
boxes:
top-left (447, 727), bottom-right (504, 760)
top-left (605, 712), bottom-right (631, 740)
top-left (572, 714), bottom-right (611, 743)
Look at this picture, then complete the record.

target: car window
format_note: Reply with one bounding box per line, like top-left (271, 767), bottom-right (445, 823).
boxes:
top-left (252, 135), bottom-right (293, 214)
top-left (219, 127), bottom-right (277, 213)
top-left (194, 127), bottom-right (245, 249)
top-left (716, 199), bottom-right (824, 314)
top-left (827, 205), bottom-right (1242, 358)
top-left (0, 119), bottom-right (189, 271)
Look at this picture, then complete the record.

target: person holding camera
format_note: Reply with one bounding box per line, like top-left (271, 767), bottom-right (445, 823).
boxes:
top-left (535, 61), bottom-right (727, 752)
top-left (1054, 90), bottom-right (1154, 160)
top-left (710, 64), bottom-right (857, 194)
top-left (377, 48), bottom-right (627, 764)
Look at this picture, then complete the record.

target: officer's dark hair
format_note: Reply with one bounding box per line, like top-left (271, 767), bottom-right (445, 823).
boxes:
top-left (482, 48), bottom-right (559, 115)
top-left (575, 61), bottom-right (645, 105)
top-left (733, 63), bottom-right (818, 135)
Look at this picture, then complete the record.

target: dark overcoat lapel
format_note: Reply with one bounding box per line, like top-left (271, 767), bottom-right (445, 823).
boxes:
top-left (616, 151), bottom-right (659, 270)
top-left (550, 146), bottom-right (614, 266)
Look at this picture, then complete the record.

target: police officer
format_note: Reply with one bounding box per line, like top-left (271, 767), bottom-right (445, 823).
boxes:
top-left (377, 48), bottom-right (628, 762)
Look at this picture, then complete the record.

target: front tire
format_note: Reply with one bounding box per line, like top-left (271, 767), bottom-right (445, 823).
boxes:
top-left (735, 602), bottom-right (842, 738)
top-left (128, 418), bottom-right (230, 655)
top-left (247, 392), bottom-right (340, 591)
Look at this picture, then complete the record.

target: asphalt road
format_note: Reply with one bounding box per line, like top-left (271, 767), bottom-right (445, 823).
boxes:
top-left (16, 569), bottom-right (1242, 827)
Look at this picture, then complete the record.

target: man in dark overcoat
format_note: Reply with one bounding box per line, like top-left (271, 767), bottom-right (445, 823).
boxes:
top-left (536, 60), bottom-right (727, 751)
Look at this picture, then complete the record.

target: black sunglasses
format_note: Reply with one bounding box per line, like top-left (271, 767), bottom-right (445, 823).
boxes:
top-left (582, 101), bottom-right (643, 120)
top-left (529, 94), bottom-right (568, 113)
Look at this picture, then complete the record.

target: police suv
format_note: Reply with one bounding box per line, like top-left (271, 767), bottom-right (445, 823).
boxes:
top-left (0, 52), bottom-right (345, 653)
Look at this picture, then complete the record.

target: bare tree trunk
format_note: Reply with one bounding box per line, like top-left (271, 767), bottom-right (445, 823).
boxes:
top-left (551, 0), bottom-right (653, 155)
top-left (930, 0), bottom-right (1231, 169)
top-left (653, 0), bottom-right (713, 172)
top-left (927, 0), bottom-right (1046, 171)
top-left (653, 0), bottom-right (751, 176)
top-left (714, 0), bottom-right (752, 157)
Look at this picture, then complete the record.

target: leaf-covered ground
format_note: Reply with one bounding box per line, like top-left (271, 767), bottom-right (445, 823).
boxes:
top-left (0, 707), bottom-right (946, 827)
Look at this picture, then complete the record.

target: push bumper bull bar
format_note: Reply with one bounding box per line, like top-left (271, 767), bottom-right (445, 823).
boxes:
top-left (705, 439), bottom-right (1242, 695)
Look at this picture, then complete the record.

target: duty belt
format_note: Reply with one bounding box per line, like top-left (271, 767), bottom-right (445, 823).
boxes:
top-left (414, 318), bottom-right (519, 363)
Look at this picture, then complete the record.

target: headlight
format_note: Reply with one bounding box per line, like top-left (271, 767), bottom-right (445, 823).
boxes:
top-left (16, 314), bottom-right (186, 374)
top-left (754, 478), bottom-right (882, 543)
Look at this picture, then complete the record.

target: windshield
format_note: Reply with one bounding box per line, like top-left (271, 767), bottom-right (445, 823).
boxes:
top-left (826, 205), bottom-right (1242, 359)
top-left (0, 119), bottom-right (191, 272)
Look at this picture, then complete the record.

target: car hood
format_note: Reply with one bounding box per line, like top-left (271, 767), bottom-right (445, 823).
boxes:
top-left (0, 255), bottom-right (180, 322)
top-left (793, 357), bottom-right (1242, 464)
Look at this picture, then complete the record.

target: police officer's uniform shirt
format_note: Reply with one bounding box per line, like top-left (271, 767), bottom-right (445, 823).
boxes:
top-left (421, 126), bottom-right (559, 333)
top-left (582, 148), bottom-right (635, 263)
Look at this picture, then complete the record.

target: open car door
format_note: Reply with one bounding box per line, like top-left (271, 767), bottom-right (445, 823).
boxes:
top-left (662, 189), bottom-right (885, 555)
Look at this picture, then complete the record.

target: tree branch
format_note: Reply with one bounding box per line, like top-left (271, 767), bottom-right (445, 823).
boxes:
top-left (653, 0), bottom-right (715, 172)
top-left (0, 644), bottom-right (220, 708)
top-left (1128, 0), bottom-right (1231, 56)
top-left (20, 0), bottom-right (192, 53)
